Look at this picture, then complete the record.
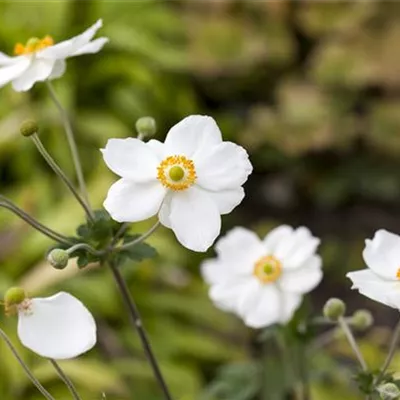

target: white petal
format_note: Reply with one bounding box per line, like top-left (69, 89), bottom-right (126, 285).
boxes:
top-left (158, 194), bottom-right (172, 228)
top-left (12, 58), bottom-right (55, 92)
top-left (18, 292), bottom-right (96, 360)
top-left (195, 142), bottom-right (252, 191)
top-left (147, 139), bottom-right (166, 159)
top-left (104, 179), bottom-right (166, 222)
top-left (164, 115), bottom-right (222, 158)
top-left (363, 230), bottom-right (400, 280)
top-left (279, 255), bottom-right (323, 294)
top-left (70, 37), bottom-right (109, 56)
top-left (201, 187), bottom-right (245, 215)
top-left (169, 186), bottom-right (221, 252)
top-left (263, 225), bottom-right (293, 253)
top-left (101, 138), bottom-right (160, 182)
top-left (215, 227), bottom-right (265, 275)
top-left (201, 258), bottom-right (228, 285)
top-left (0, 52), bottom-right (19, 66)
top-left (49, 60), bottom-right (66, 80)
top-left (38, 19), bottom-right (104, 59)
top-left (278, 292), bottom-right (302, 324)
top-left (0, 57), bottom-right (31, 89)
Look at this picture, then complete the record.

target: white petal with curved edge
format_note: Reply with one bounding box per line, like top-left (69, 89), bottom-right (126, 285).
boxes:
top-left (101, 138), bottom-right (159, 182)
top-left (158, 195), bottom-right (172, 228)
top-left (18, 292), bottom-right (96, 360)
top-left (279, 255), bottom-right (322, 294)
top-left (38, 19), bottom-right (104, 59)
top-left (278, 292), bottom-right (302, 324)
top-left (201, 187), bottom-right (245, 215)
top-left (0, 52), bottom-right (18, 66)
top-left (104, 179), bottom-right (166, 222)
top-left (147, 139), bottom-right (166, 160)
top-left (363, 229), bottom-right (400, 280)
top-left (12, 58), bottom-right (55, 92)
top-left (71, 37), bottom-right (109, 56)
top-left (169, 186), bottom-right (221, 252)
top-left (201, 258), bottom-right (228, 285)
top-left (49, 60), bottom-right (66, 80)
top-left (263, 225), bottom-right (293, 253)
top-left (164, 115), bottom-right (222, 157)
top-left (0, 57), bottom-right (31, 88)
top-left (195, 142), bottom-right (252, 191)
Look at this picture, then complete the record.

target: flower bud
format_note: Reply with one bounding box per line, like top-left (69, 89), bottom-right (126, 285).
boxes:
top-left (323, 298), bottom-right (346, 321)
top-left (47, 249), bottom-right (69, 269)
top-left (377, 382), bottom-right (400, 399)
top-left (352, 310), bottom-right (374, 331)
top-left (20, 119), bottom-right (38, 137)
top-left (135, 117), bottom-right (156, 138)
top-left (4, 287), bottom-right (26, 306)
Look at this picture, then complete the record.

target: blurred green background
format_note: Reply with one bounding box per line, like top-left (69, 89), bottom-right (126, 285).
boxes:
top-left (1, 1), bottom-right (400, 399)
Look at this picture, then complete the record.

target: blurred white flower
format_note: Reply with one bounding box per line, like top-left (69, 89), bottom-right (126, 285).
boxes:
top-left (16, 291), bottom-right (96, 359)
top-left (0, 19), bottom-right (108, 92)
top-left (102, 115), bottom-right (252, 252)
top-left (201, 225), bottom-right (322, 328)
top-left (347, 229), bottom-right (400, 309)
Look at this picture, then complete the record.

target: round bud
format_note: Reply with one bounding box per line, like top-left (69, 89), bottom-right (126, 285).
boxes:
top-left (4, 287), bottom-right (26, 306)
top-left (135, 117), bottom-right (156, 138)
top-left (352, 310), bottom-right (374, 331)
top-left (323, 298), bottom-right (346, 321)
top-left (20, 120), bottom-right (38, 137)
top-left (378, 382), bottom-right (400, 400)
top-left (47, 249), bottom-right (69, 270)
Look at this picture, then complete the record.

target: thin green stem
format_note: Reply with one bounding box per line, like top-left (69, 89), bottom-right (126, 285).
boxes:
top-left (66, 243), bottom-right (103, 257)
top-left (31, 134), bottom-right (94, 222)
top-left (0, 328), bottom-right (55, 400)
top-left (111, 223), bottom-right (130, 246)
top-left (46, 81), bottom-right (91, 211)
top-left (49, 359), bottom-right (82, 400)
top-left (116, 221), bottom-right (160, 251)
top-left (338, 316), bottom-right (367, 371)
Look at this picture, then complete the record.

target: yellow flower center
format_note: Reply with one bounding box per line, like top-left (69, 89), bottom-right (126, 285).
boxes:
top-left (253, 255), bottom-right (282, 284)
top-left (14, 35), bottom-right (54, 56)
top-left (157, 155), bottom-right (197, 191)
top-left (397, 268), bottom-right (400, 279)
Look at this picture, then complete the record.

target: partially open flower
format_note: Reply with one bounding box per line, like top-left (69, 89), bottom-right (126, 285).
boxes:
top-left (201, 225), bottom-right (322, 328)
top-left (347, 230), bottom-right (400, 309)
top-left (3, 289), bottom-right (96, 359)
top-left (102, 115), bottom-right (252, 252)
top-left (0, 19), bottom-right (108, 92)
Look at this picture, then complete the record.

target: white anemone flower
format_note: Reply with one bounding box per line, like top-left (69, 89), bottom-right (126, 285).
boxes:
top-left (201, 225), bottom-right (323, 328)
top-left (102, 115), bottom-right (253, 252)
top-left (347, 229), bottom-right (400, 309)
top-left (10, 291), bottom-right (96, 359)
top-left (0, 19), bottom-right (108, 92)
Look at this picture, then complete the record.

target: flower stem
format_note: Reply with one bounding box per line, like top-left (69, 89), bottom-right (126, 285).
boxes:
top-left (0, 196), bottom-right (73, 245)
top-left (108, 260), bottom-right (173, 400)
top-left (66, 243), bottom-right (103, 257)
top-left (116, 221), bottom-right (160, 251)
top-left (46, 81), bottom-right (91, 211)
top-left (31, 134), bottom-right (94, 222)
top-left (49, 359), bottom-right (82, 400)
top-left (0, 328), bottom-right (55, 400)
top-left (338, 316), bottom-right (367, 371)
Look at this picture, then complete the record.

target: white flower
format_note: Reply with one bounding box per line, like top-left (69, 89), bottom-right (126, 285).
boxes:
top-left (17, 292), bottom-right (96, 359)
top-left (0, 19), bottom-right (108, 92)
top-left (347, 229), bottom-right (400, 309)
top-left (201, 225), bottom-right (322, 328)
top-left (102, 115), bottom-right (253, 252)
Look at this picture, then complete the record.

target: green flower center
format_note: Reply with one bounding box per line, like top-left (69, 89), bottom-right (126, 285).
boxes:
top-left (169, 166), bottom-right (185, 182)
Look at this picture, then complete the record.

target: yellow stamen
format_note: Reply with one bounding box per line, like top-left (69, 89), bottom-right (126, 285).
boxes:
top-left (396, 268), bottom-right (400, 279)
top-left (254, 255), bottom-right (282, 284)
top-left (157, 155), bottom-right (197, 191)
top-left (14, 35), bottom-right (54, 56)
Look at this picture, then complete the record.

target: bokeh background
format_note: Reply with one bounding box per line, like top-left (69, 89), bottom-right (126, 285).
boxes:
top-left (1, 1), bottom-right (400, 399)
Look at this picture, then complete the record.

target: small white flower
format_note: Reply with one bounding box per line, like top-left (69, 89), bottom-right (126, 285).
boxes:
top-left (0, 19), bottom-right (108, 92)
top-left (347, 229), bottom-right (400, 309)
top-left (201, 225), bottom-right (322, 328)
top-left (17, 292), bottom-right (96, 359)
top-left (102, 115), bottom-right (253, 252)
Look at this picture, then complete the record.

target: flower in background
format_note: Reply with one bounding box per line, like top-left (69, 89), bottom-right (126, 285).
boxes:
top-left (201, 225), bottom-right (322, 328)
top-left (4, 288), bottom-right (96, 359)
top-left (347, 229), bottom-right (400, 309)
top-left (0, 19), bottom-right (108, 92)
top-left (102, 115), bottom-right (252, 252)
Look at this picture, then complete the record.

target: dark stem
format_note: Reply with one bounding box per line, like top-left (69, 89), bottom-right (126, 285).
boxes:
top-left (49, 359), bottom-right (82, 400)
top-left (108, 261), bottom-right (173, 400)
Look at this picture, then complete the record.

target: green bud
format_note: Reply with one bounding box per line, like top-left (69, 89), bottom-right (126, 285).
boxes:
top-left (378, 382), bottom-right (400, 399)
top-left (323, 298), bottom-right (346, 321)
top-left (47, 249), bottom-right (69, 269)
top-left (4, 287), bottom-right (26, 306)
top-left (20, 120), bottom-right (38, 137)
top-left (135, 117), bottom-right (156, 138)
top-left (352, 310), bottom-right (374, 331)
